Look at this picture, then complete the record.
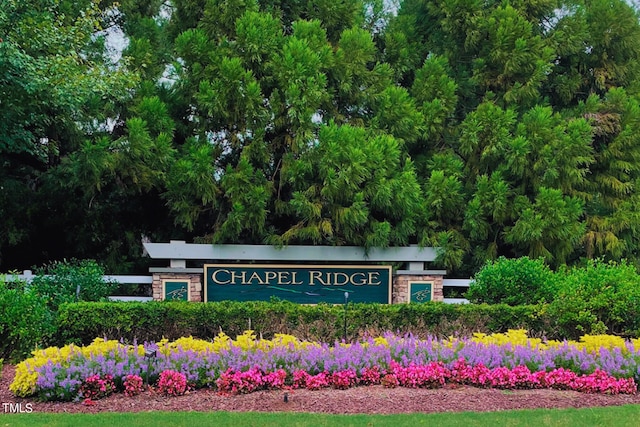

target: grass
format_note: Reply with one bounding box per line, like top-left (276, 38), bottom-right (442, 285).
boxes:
top-left (2, 406), bottom-right (640, 427)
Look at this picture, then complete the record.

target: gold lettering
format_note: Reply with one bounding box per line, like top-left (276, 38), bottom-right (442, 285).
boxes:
top-left (368, 272), bottom-right (382, 285)
top-left (333, 272), bottom-right (349, 286)
top-left (231, 270), bottom-right (248, 285)
top-left (247, 271), bottom-right (266, 285)
top-left (309, 271), bottom-right (327, 285)
top-left (214, 267), bottom-right (384, 287)
top-left (277, 271), bottom-right (291, 285)
top-left (291, 271), bottom-right (303, 285)
top-left (350, 272), bottom-right (367, 285)
top-left (212, 269), bottom-right (231, 285)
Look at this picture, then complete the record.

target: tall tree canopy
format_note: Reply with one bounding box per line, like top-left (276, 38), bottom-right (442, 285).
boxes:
top-left (3, 0), bottom-right (640, 275)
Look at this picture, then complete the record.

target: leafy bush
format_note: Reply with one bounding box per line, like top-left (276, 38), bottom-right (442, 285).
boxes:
top-left (30, 259), bottom-right (117, 310)
top-left (466, 257), bottom-right (557, 305)
top-left (0, 277), bottom-right (53, 361)
top-left (547, 259), bottom-right (640, 338)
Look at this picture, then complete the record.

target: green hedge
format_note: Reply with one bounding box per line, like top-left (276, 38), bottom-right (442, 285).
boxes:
top-left (56, 300), bottom-right (548, 345)
top-left (0, 278), bottom-right (54, 361)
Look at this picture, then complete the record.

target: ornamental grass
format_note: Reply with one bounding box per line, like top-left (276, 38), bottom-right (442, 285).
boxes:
top-left (10, 330), bottom-right (640, 401)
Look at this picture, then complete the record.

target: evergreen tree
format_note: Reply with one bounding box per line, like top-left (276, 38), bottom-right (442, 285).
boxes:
top-left (0, 0), bottom-right (136, 269)
top-left (5, 0), bottom-right (640, 275)
top-left (162, 2), bottom-right (427, 247)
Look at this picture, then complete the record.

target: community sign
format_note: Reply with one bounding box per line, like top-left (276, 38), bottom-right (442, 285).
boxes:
top-left (204, 264), bottom-right (392, 303)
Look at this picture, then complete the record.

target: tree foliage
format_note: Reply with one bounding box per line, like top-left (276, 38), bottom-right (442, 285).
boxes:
top-left (4, 0), bottom-right (640, 275)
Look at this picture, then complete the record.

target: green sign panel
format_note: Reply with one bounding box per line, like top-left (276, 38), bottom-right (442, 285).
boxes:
top-left (408, 281), bottom-right (433, 303)
top-left (204, 264), bottom-right (392, 303)
top-left (163, 280), bottom-right (190, 301)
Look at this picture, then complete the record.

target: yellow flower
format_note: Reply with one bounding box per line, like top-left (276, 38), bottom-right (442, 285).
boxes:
top-left (9, 364), bottom-right (39, 397)
top-left (575, 334), bottom-right (630, 354)
top-left (373, 336), bottom-right (388, 347)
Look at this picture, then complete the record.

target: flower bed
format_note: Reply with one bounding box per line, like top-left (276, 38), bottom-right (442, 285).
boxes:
top-left (10, 330), bottom-right (640, 401)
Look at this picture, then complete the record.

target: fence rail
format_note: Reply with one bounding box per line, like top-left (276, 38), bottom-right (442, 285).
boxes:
top-left (3, 270), bottom-right (154, 302)
top-left (442, 278), bottom-right (471, 304)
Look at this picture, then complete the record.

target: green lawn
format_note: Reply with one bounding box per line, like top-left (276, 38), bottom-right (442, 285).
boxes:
top-left (2, 406), bottom-right (640, 427)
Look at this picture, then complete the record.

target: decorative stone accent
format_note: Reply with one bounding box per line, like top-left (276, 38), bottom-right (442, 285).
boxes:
top-left (152, 273), bottom-right (202, 302)
top-left (392, 272), bottom-right (444, 304)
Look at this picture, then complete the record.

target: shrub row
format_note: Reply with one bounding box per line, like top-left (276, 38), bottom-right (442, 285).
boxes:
top-left (56, 300), bottom-right (548, 345)
top-left (467, 258), bottom-right (640, 338)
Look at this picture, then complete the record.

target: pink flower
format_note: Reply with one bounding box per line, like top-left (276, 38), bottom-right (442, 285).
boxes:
top-left (306, 372), bottom-right (330, 390)
top-left (292, 370), bottom-right (311, 389)
top-left (330, 370), bottom-right (358, 389)
top-left (123, 374), bottom-right (145, 397)
top-left (157, 370), bottom-right (188, 396)
top-left (80, 374), bottom-right (115, 400)
top-left (264, 369), bottom-right (288, 389)
top-left (381, 373), bottom-right (399, 388)
top-left (360, 366), bottom-right (382, 385)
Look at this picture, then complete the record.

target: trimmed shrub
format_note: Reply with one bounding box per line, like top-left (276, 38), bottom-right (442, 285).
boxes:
top-left (466, 257), bottom-right (557, 305)
top-left (0, 277), bottom-right (53, 361)
top-left (56, 300), bottom-right (547, 345)
top-left (547, 259), bottom-right (640, 338)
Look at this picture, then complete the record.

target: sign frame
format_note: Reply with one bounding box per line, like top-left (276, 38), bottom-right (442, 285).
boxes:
top-left (407, 280), bottom-right (434, 303)
top-left (162, 279), bottom-right (191, 301)
top-left (204, 263), bottom-right (392, 304)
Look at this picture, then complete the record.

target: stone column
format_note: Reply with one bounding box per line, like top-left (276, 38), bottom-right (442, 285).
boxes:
top-left (150, 268), bottom-right (203, 302)
top-left (392, 270), bottom-right (446, 303)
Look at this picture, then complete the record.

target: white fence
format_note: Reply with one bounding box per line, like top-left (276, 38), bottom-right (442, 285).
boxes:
top-left (442, 278), bottom-right (471, 304)
top-left (104, 275), bottom-right (154, 302)
top-left (4, 271), bottom-right (471, 304)
top-left (3, 270), bottom-right (154, 302)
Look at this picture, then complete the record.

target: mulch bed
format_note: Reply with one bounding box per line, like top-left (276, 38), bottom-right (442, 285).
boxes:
top-left (3, 365), bottom-right (640, 414)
